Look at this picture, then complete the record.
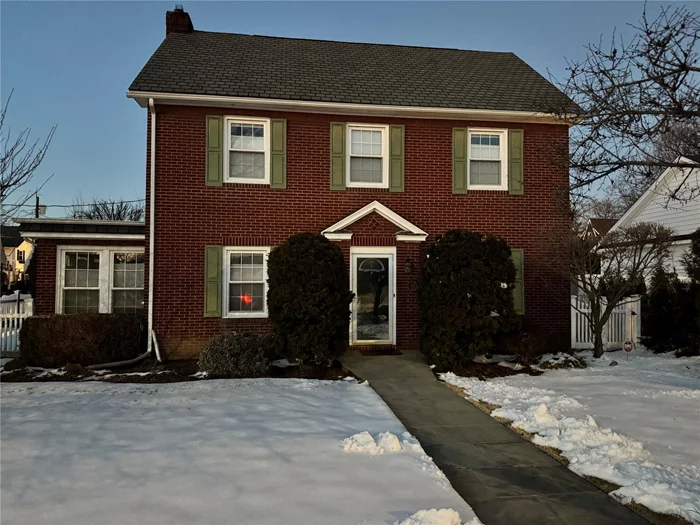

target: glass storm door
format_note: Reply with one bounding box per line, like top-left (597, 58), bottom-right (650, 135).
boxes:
top-left (351, 250), bottom-right (394, 344)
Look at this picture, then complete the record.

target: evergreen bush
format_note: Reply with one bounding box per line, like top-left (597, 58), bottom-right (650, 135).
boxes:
top-left (267, 233), bottom-right (353, 364)
top-left (418, 230), bottom-right (519, 368)
top-left (198, 332), bottom-right (272, 378)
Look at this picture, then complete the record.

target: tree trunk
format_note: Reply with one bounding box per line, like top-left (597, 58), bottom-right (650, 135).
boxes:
top-left (593, 328), bottom-right (605, 358)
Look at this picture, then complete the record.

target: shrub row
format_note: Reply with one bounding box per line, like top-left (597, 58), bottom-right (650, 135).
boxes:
top-left (20, 313), bottom-right (143, 367)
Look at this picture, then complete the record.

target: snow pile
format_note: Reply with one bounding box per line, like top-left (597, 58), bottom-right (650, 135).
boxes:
top-left (395, 508), bottom-right (467, 525)
top-left (441, 349), bottom-right (700, 524)
top-left (1, 378), bottom-right (478, 524)
top-left (343, 430), bottom-right (426, 455)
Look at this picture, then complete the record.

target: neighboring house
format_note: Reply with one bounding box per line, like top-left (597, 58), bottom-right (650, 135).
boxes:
top-left (13, 218), bottom-right (145, 315)
top-left (30, 7), bottom-right (577, 360)
top-left (1, 225), bottom-right (33, 286)
top-left (607, 155), bottom-right (700, 280)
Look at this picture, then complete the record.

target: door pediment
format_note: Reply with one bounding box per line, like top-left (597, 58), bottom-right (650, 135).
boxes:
top-left (321, 201), bottom-right (427, 242)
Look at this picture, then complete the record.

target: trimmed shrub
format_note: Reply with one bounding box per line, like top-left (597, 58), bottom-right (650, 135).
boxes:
top-left (20, 313), bottom-right (143, 367)
top-left (267, 233), bottom-right (353, 364)
top-left (418, 230), bottom-right (519, 369)
top-left (198, 332), bottom-right (272, 378)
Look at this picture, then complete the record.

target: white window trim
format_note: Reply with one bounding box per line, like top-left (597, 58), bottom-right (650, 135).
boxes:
top-left (346, 123), bottom-right (390, 189)
top-left (467, 128), bottom-right (509, 191)
top-left (223, 246), bottom-right (271, 319)
top-left (223, 116), bottom-right (271, 185)
top-left (55, 246), bottom-right (145, 314)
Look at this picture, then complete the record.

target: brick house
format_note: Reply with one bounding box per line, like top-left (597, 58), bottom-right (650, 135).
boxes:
top-left (26, 7), bottom-right (576, 360)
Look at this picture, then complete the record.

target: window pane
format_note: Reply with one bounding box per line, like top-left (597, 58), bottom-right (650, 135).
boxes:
top-left (77, 253), bottom-right (89, 269)
top-left (88, 269), bottom-right (99, 288)
top-left (65, 270), bottom-right (76, 287)
top-left (65, 253), bottom-right (77, 270)
top-left (470, 160), bottom-right (501, 185)
top-left (231, 123), bottom-right (264, 152)
top-left (470, 134), bottom-right (500, 160)
top-left (76, 269), bottom-right (88, 287)
top-left (63, 290), bottom-right (99, 314)
top-left (350, 157), bottom-right (382, 183)
top-left (112, 290), bottom-right (144, 315)
top-left (230, 152), bottom-right (265, 179)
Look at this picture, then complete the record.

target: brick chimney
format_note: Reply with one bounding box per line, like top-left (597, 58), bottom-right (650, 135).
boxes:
top-left (166, 5), bottom-right (193, 35)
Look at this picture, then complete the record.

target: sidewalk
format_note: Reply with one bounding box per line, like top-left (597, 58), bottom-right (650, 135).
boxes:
top-left (341, 350), bottom-right (649, 525)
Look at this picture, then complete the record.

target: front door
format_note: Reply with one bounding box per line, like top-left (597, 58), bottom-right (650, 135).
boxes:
top-left (350, 248), bottom-right (395, 345)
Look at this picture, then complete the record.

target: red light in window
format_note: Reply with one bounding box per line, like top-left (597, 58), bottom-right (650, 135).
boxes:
top-left (240, 293), bottom-right (253, 305)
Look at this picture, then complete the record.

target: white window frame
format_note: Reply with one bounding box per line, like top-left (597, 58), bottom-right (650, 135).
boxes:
top-left (223, 116), bottom-right (271, 185)
top-left (467, 128), bottom-right (509, 191)
top-left (346, 123), bottom-right (390, 189)
top-left (223, 246), bottom-right (271, 319)
top-left (55, 246), bottom-right (145, 314)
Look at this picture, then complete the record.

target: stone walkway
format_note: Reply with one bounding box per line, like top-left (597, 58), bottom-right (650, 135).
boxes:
top-left (341, 350), bottom-right (649, 525)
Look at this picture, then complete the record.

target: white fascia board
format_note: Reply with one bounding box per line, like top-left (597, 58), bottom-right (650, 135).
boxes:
top-left (21, 232), bottom-right (145, 241)
top-left (126, 91), bottom-right (574, 126)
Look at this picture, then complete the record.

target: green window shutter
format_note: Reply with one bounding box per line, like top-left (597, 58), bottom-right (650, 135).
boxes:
top-left (508, 129), bottom-right (524, 195)
top-left (511, 248), bottom-right (525, 315)
top-left (270, 119), bottom-right (287, 189)
top-left (204, 246), bottom-right (222, 317)
top-left (389, 125), bottom-right (405, 192)
top-left (452, 127), bottom-right (468, 194)
top-left (206, 116), bottom-right (223, 187)
top-left (330, 122), bottom-right (346, 191)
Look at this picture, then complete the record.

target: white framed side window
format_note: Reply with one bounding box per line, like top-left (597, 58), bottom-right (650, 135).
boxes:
top-left (346, 124), bottom-right (389, 188)
top-left (224, 117), bottom-right (270, 185)
top-left (56, 247), bottom-right (145, 315)
top-left (467, 128), bottom-right (508, 191)
top-left (223, 247), bottom-right (271, 318)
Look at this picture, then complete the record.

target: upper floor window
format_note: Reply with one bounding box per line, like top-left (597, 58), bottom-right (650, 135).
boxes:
top-left (347, 124), bottom-right (389, 189)
top-left (468, 128), bottom-right (508, 191)
top-left (17, 250), bottom-right (25, 264)
top-left (224, 117), bottom-right (270, 184)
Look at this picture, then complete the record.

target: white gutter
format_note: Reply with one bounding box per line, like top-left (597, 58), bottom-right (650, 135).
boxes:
top-left (147, 98), bottom-right (161, 362)
top-left (13, 218), bottom-right (144, 226)
top-left (127, 91), bottom-right (577, 126)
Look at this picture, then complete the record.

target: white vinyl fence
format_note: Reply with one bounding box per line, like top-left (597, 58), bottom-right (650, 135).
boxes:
top-left (1, 293), bottom-right (34, 358)
top-left (571, 294), bottom-right (641, 350)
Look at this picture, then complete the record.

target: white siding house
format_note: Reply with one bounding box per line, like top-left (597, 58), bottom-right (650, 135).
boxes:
top-left (608, 156), bottom-right (700, 279)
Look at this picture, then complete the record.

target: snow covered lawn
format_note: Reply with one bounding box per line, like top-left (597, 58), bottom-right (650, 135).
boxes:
top-left (442, 350), bottom-right (700, 524)
top-left (1, 378), bottom-right (479, 525)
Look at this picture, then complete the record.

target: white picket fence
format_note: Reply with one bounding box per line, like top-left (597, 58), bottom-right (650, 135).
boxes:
top-left (1, 294), bottom-right (34, 358)
top-left (571, 294), bottom-right (641, 350)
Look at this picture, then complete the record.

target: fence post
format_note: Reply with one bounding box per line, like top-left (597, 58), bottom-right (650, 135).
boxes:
top-left (601, 297), bottom-right (609, 349)
top-left (570, 295), bottom-right (576, 349)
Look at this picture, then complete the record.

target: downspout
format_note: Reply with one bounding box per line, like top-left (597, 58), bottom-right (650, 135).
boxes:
top-left (148, 98), bottom-right (162, 362)
top-left (89, 99), bottom-right (161, 370)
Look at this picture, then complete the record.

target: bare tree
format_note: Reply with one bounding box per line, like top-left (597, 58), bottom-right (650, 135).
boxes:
top-left (69, 198), bottom-right (145, 221)
top-left (556, 6), bottom-right (700, 203)
top-left (0, 90), bottom-right (56, 223)
top-left (560, 222), bottom-right (673, 358)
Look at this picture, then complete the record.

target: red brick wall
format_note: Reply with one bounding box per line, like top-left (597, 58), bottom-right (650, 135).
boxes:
top-left (145, 105), bottom-right (571, 359)
top-left (33, 239), bottom-right (144, 315)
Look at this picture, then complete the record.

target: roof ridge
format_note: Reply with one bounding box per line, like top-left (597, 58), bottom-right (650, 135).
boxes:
top-left (187, 30), bottom-right (517, 56)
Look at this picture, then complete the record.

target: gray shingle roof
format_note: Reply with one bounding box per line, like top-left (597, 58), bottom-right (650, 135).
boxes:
top-left (15, 220), bottom-right (144, 236)
top-left (129, 31), bottom-right (576, 114)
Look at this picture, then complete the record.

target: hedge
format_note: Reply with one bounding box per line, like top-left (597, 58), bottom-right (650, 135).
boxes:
top-left (20, 313), bottom-right (143, 367)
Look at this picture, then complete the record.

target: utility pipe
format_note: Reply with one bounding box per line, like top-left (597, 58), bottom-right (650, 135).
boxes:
top-left (147, 98), bottom-right (162, 363)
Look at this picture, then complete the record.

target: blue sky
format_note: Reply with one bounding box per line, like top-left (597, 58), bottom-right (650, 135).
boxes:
top-left (1, 1), bottom-right (687, 217)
